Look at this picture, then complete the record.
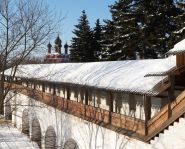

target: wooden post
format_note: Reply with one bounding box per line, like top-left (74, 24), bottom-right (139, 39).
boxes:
top-left (144, 95), bottom-right (151, 136)
top-left (167, 89), bottom-right (172, 118)
top-left (65, 86), bottom-right (70, 111)
top-left (85, 89), bottom-right (88, 105)
top-left (84, 89), bottom-right (88, 117)
top-left (109, 91), bottom-right (113, 124)
top-left (26, 80), bottom-right (28, 87)
top-left (67, 86), bottom-right (70, 100)
top-left (167, 74), bottom-right (175, 118)
top-left (53, 84), bottom-right (56, 95)
top-left (33, 81), bottom-right (36, 90)
top-left (42, 83), bottom-right (45, 92)
top-left (169, 75), bottom-right (175, 101)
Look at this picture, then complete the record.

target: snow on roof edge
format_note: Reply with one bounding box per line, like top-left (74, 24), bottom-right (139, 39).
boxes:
top-left (4, 57), bottom-right (176, 96)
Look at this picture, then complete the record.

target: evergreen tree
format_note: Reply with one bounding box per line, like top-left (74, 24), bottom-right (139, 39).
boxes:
top-left (102, 0), bottom-right (185, 60)
top-left (168, 1), bottom-right (185, 48)
top-left (70, 10), bottom-right (95, 62)
top-left (137, 0), bottom-right (185, 58)
top-left (102, 0), bottom-right (139, 60)
top-left (101, 20), bottom-right (115, 60)
top-left (93, 19), bottom-right (103, 61)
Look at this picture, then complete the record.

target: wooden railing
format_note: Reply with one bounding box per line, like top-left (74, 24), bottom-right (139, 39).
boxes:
top-left (11, 83), bottom-right (145, 139)
top-left (145, 90), bottom-right (185, 141)
top-left (9, 83), bottom-right (185, 142)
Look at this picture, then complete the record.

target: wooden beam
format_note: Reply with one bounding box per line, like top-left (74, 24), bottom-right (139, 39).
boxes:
top-left (42, 83), bottom-right (45, 92)
top-left (144, 95), bottom-right (151, 136)
top-left (109, 91), bottom-right (113, 124)
top-left (66, 86), bottom-right (70, 100)
top-left (169, 75), bottom-right (175, 101)
top-left (53, 84), bottom-right (56, 95)
top-left (85, 89), bottom-right (88, 105)
top-left (167, 89), bottom-right (172, 118)
top-left (129, 93), bottom-right (136, 113)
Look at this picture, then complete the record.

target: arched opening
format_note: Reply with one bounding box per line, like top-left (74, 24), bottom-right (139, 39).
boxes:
top-left (64, 139), bottom-right (78, 149)
top-left (45, 126), bottom-right (56, 149)
top-left (22, 109), bottom-right (29, 136)
top-left (4, 100), bottom-right (12, 120)
top-left (31, 118), bottom-right (42, 148)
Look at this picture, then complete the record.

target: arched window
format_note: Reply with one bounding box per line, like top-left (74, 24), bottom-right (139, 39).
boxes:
top-left (4, 100), bottom-right (12, 120)
top-left (22, 109), bottom-right (29, 135)
top-left (31, 118), bottom-right (42, 148)
top-left (45, 126), bottom-right (56, 149)
top-left (64, 139), bottom-right (78, 149)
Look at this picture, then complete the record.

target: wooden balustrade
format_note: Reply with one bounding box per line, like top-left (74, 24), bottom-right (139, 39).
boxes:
top-left (145, 90), bottom-right (185, 141)
top-left (9, 83), bottom-right (146, 139)
top-left (7, 81), bottom-right (185, 142)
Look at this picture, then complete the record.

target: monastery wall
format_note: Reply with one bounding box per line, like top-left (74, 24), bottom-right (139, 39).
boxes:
top-left (5, 91), bottom-right (151, 149)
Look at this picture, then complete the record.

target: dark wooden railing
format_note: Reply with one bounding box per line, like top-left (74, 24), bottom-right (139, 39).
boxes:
top-left (9, 82), bottom-right (185, 142)
top-left (145, 90), bottom-right (185, 141)
top-left (10, 83), bottom-right (146, 139)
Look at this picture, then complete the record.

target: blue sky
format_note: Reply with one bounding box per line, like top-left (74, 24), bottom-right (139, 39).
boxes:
top-left (45, 0), bottom-right (115, 51)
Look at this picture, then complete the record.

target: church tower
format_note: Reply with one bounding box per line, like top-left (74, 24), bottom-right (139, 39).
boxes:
top-left (44, 35), bottom-right (69, 63)
top-left (64, 42), bottom-right (68, 55)
top-left (47, 42), bottom-right (52, 54)
top-left (54, 35), bottom-right (62, 54)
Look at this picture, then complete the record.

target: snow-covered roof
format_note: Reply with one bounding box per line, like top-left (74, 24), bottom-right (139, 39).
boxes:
top-left (167, 39), bottom-right (185, 55)
top-left (5, 56), bottom-right (176, 96)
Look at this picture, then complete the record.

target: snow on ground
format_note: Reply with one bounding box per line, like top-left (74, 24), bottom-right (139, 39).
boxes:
top-left (4, 56), bottom-right (176, 95)
top-left (0, 122), bottom-right (38, 149)
top-left (167, 38), bottom-right (185, 54)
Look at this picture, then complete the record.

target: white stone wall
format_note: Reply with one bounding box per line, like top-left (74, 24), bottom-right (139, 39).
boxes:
top-left (6, 91), bottom-right (151, 149)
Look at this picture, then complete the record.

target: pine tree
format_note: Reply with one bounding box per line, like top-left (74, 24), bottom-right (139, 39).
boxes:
top-left (70, 10), bottom-right (95, 62)
top-left (93, 19), bottom-right (103, 61)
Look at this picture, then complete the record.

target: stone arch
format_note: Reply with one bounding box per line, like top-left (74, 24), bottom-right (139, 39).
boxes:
top-left (4, 99), bottom-right (12, 120)
top-left (64, 139), bottom-right (79, 149)
top-left (45, 126), bottom-right (56, 149)
top-left (31, 117), bottom-right (42, 148)
top-left (22, 109), bottom-right (30, 135)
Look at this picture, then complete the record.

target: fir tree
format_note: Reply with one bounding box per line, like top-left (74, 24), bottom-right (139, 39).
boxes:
top-left (101, 20), bottom-right (115, 60)
top-left (102, 0), bottom-right (138, 60)
top-left (168, 0), bottom-right (185, 48)
top-left (70, 10), bottom-right (95, 62)
top-left (137, 0), bottom-right (185, 58)
top-left (93, 19), bottom-right (103, 61)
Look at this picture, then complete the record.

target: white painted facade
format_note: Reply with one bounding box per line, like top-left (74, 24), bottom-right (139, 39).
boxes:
top-left (6, 91), bottom-right (152, 149)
